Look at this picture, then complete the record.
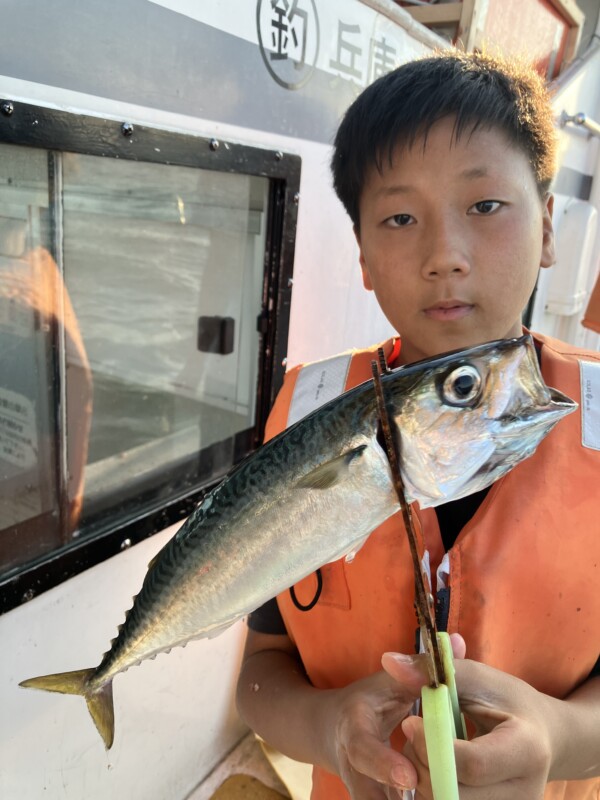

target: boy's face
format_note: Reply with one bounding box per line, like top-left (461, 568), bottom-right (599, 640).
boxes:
top-left (355, 117), bottom-right (555, 365)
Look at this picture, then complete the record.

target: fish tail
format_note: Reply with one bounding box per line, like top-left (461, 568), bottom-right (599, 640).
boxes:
top-left (20, 668), bottom-right (115, 749)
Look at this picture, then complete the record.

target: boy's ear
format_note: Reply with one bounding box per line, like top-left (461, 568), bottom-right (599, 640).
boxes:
top-left (354, 225), bottom-right (374, 291)
top-left (540, 193), bottom-right (555, 269)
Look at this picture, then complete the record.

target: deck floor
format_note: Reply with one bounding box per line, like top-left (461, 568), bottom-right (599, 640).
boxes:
top-left (186, 733), bottom-right (295, 800)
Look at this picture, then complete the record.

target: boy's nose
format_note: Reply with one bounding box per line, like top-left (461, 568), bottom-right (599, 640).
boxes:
top-left (420, 219), bottom-right (471, 279)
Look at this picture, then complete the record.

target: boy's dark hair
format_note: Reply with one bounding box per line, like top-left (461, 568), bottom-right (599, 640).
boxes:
top-left (331, 51), bottom-right (557, 228)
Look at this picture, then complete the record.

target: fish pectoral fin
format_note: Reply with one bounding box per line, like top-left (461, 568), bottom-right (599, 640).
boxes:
top-left (296, 445), bottom-right (367, 490)
top-left (20, 668), bottom-right (115, 750)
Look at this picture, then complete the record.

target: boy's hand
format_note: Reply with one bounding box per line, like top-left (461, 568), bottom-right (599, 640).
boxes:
top-left (239, 629), bottom-right (598, 799)
top-left (324, 658), bottom-right (425, 798)
top-left (239, 630), bottom-right (463, 798)
top-left (322, 635), bottom-right (466, 799)
top-left (394, 656), bottom-right (556, 799)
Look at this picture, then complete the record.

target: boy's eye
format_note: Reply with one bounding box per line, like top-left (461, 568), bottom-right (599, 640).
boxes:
top-left (385, 213), bottom-right (414, 227)
top-left (469, 200), bottom-right (502, 215)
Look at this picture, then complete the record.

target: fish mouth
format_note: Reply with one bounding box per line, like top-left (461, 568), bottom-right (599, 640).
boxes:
top-left (532, 386), bottom-right (578, 425)
top-left (546, 387), bottom-right (579, 413)
top-left (529, 386), bottom-right (577, 420)
top-left (499, 387), bottom-right (577, 433)
top-left (547, 386), bottom-right (578, 407)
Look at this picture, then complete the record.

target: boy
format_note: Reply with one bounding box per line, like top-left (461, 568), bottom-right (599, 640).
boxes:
top-left (236, 52), bottom-right (600, 799)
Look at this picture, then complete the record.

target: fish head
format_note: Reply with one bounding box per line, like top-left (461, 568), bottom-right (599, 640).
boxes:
top-left (385, 335), bottom-right (577, 508)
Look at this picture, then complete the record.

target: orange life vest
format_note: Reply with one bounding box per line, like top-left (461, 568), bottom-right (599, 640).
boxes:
top-left (264, 333), bottom-right (600, 800)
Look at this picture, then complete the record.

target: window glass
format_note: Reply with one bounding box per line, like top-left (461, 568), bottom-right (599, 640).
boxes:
top-left (0, 145), bottom-right (60, 569)
top-left (0, 143), bottom-right (269, 573)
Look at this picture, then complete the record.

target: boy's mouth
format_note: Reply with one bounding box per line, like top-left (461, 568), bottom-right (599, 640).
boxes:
top-left (423, 300), bottom-right (474, 321)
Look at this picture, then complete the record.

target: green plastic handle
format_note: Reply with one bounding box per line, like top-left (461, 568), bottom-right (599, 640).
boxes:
top-left (438, 632), bottom-right (467, 741)
top-left (421, 633), bottom-right (467, 800)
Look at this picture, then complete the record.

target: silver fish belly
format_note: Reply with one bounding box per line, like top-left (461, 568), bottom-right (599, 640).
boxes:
top-left (20, 334), bottom-right (576, 748)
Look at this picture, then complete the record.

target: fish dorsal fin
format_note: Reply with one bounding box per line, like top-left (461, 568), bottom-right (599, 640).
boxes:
top-left (296, 445), bottom-right (366, 490)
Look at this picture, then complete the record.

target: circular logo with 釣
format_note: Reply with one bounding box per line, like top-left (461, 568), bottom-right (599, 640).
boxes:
top-left (256, 0), bottom-right (320, 90)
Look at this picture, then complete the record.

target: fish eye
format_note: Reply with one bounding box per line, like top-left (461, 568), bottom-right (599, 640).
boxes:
top-left (442, 365), bottom-right (482, 406)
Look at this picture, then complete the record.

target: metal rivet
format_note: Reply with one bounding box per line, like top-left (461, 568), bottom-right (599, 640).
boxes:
top-left (22, 589), bottom-right (35, 602)
top-left (275, 151), bottom-right (283, 161)
top-left (209, 138), bottom-right (219, 151)
top-left (120, 538), bottom-right (132, 550)
top-left (293, 192), bottom-right (300, 204)
top-left (282, 357), bottom-right (288, 367)
top-left (121, 122), bottom-right (134, 137)
top-left (287, 277), bottom-right (294, 288)
top-left (1, 101), bottom-right (14, 117)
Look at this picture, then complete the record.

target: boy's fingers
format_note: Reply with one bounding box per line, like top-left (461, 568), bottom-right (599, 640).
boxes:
top-left (404, 716), bottom-right (519, 788)
top-left (401, 715), bottom-right (523, 795)
top-left (401, 725), bottom-right (433, 797)
top-left (453, 658), bottom-right (521, 716)
top-left (345, 728), bottom-right (418, 792)
top-left (381, 652), bottom-right (430, 696)
top-left (341, 766), bottom-right (404, 800)
top-left (449, 632), bottom-right (467, 660)
top-left (454, 722), bottom-right (550, 787)
top-left (403, 661), bottom-right (551, 791)
top-left (381, 636), bottom-right (466, 695)
top-left (340, 765), bottom-right (384, 800)
top-left (453, 732), bottom-right (517, 786)
top-left (401, 715), bottom-right (429, 765)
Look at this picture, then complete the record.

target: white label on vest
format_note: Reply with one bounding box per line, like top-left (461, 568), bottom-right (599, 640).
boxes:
top-left (287, 353), bottom-right (352, 427)
top-left (580, 360), bottom-right (600, 450)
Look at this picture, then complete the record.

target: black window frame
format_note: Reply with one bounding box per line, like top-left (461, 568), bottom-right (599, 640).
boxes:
top-left (0, 100), bottom-right (300, 613)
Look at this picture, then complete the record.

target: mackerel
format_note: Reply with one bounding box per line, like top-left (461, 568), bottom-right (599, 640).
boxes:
top-left (20, 335), bottom-right (576, 748)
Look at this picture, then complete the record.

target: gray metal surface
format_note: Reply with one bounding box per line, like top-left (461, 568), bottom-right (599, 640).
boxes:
top-left (0, 0), bottom-right (359, 143)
